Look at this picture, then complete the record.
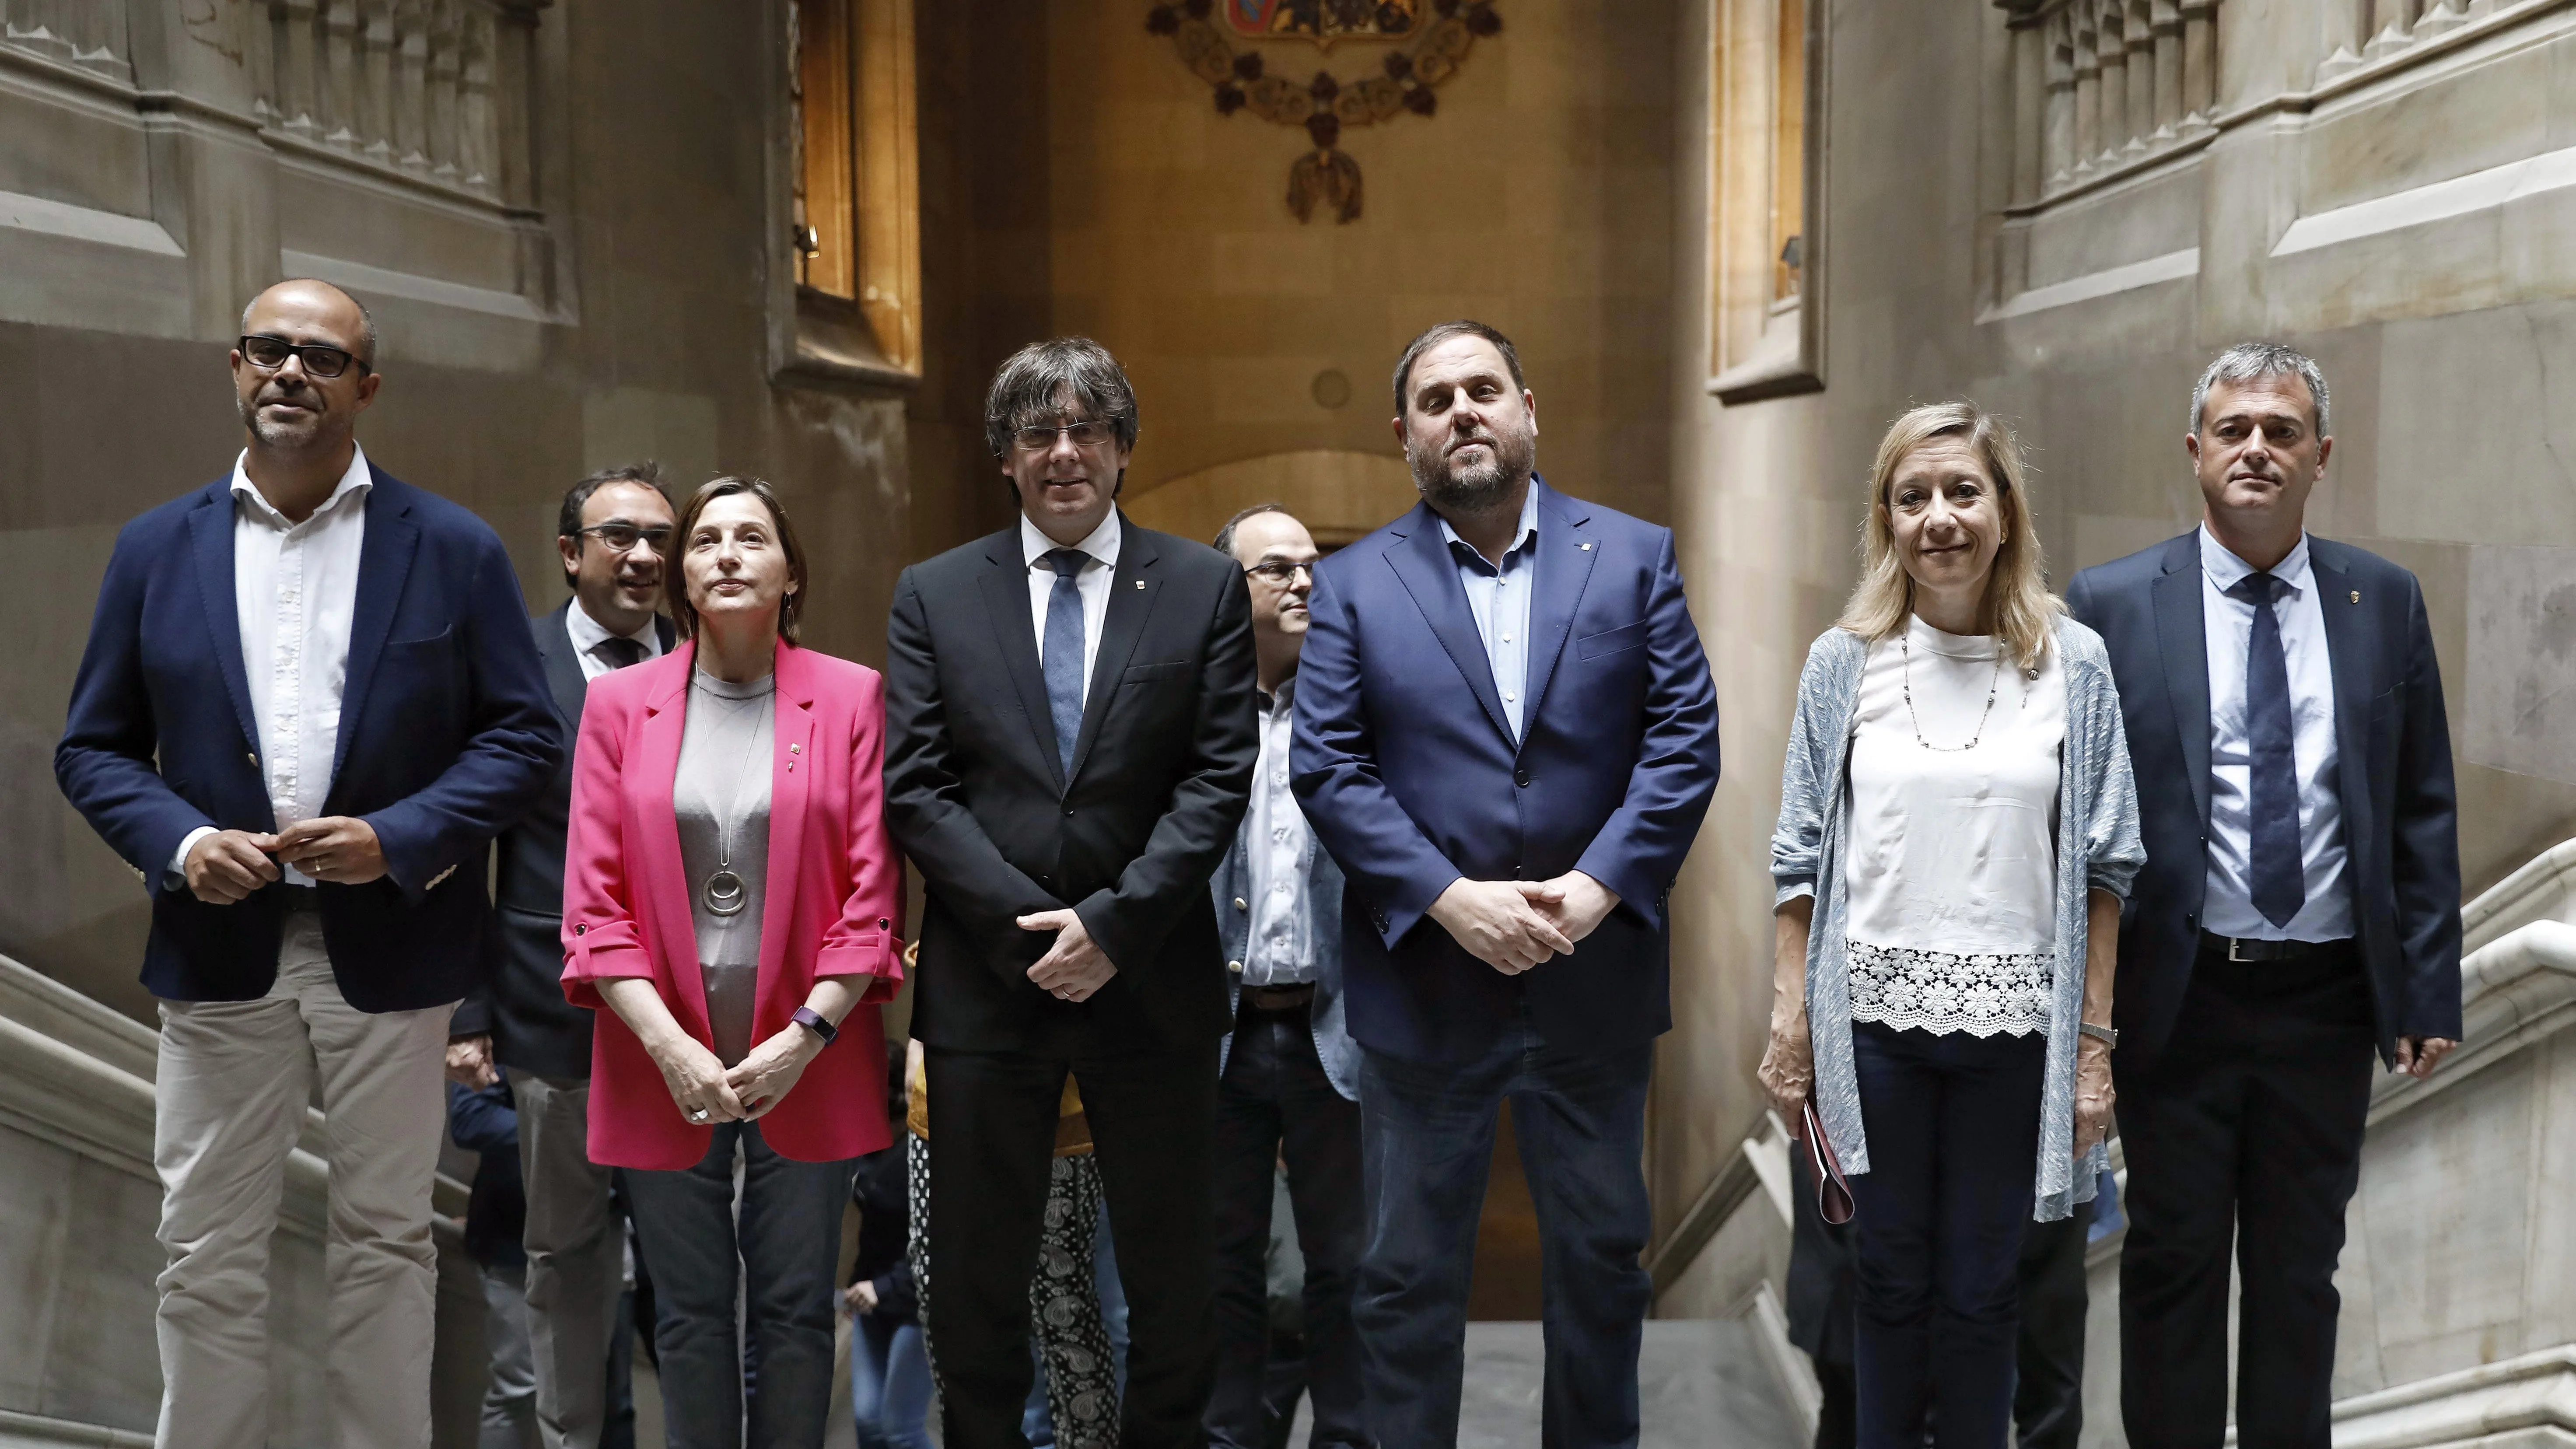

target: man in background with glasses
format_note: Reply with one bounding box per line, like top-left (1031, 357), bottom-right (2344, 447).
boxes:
top-left (884, 336), bottom-right (1257, 1447)
top-left (56, 278), bottom-right (560, 1449)
top-left (448, 462), bottom-right (675, 1449)
top-left (1202, 504), bottom-right (1369, 1449)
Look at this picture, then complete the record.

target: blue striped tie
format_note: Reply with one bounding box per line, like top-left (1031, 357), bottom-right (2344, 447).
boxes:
top-left (2229, 571), bottom-right (2305, 928)
top-left (1042, 549), bottom-right (1088, 780)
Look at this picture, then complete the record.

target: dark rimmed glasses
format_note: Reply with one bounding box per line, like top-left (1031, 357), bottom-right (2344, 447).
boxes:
top-left (1245, 560), bottom-right (1316, 584)
top-left (1010, 419), bottom-right (1122, 452)
top-left (572, 524), bottom-right (675, 554)
top-left (238, 334), bottom-right (369, 380)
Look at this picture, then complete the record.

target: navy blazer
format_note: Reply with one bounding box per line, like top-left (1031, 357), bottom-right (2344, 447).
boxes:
top-left (55, 470), bottom-right (562, 1012)
top-left (1212, 802), bottom-right (1358, 1099)
top-left (1291, 479), bottom-right (1722, 1065)
top-left (2066, 531), bottom-right (2462, 1069)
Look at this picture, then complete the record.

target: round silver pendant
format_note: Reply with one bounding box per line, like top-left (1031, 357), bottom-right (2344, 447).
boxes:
top-left (703, 868), bottom-right (748, 917)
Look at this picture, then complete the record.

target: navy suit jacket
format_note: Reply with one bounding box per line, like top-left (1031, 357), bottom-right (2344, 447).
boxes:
top-left (1291, 479), bottom-right (1722, 1065)
top-left (55, 470), bottom-right (562, 1012)
top-left (2066, 531), bottom-right (2462, 1069)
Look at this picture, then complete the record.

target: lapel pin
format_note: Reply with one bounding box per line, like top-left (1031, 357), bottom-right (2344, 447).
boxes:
top-left (1579, 542), bottom-right (1593, 551)
top-left (2349, 591), bottom-right (2360, 604)
top-left (1134, 580), bottom-right (1146, 590)
top-left (789, 743), bottom-right (800, 753)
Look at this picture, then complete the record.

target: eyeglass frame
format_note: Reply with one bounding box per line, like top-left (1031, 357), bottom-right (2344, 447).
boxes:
top-left (1243, 560), bottom-right (1316, 584)
top-left (236, 333), bottom-right (371, 381)
top-left (1007, 417), bottom-right (1127, 454)
top-left (569, 523), bottom-right (676, 554)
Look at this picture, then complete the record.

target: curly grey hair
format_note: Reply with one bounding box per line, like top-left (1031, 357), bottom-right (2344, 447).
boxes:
top-left (982, 337), bottom-right (1140, 458)
top-left (2189, 341), bottom-right (2331, 439)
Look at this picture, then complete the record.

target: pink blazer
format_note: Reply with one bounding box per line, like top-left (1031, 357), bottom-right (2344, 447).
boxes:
top-left (561, 640), bottom-right (903, 1169)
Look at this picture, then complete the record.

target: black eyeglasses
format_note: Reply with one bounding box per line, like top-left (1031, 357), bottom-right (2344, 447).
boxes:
top-left (573, 524), bottom-right (675, 554)
top-left (238, 334), bottom-right (369, 380)
top-left (1245, 560), bottom-right (1316, 584)
top-left (1010, 420), bottom-right (1122, 453)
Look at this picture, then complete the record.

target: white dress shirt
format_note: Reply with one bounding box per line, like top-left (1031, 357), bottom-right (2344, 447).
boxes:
top-left (2200, 525), bottom-right (2353, 941)
top-left (172, 447), bottom-right (374, 886)
top-left (563, 595), bottom-right (665, 682)
top-left (1022, 508), bottom-right (1122, 705)
top-left (1241, 679), bottom-right (1316, 987)
top-left (1437, 486), bottom-right (1540, 739)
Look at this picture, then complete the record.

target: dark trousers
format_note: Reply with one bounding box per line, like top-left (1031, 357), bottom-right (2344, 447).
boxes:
top-left (2118, 945), bottom-right (2376, 1449)
top-left (1846, 1021), bottom-right (2045, 1449)
top-left (927, 1040), bottom-right (1219, 1449)
top-left (2012, 1213), bottom-right (2089, 1449)
top-left (622, 1122), bottom-right (857, 1449)
top-left (1206, 1003), bottom-right (1367, 1449)
top-left (1353, 1023), bottom-right (1653, 1449)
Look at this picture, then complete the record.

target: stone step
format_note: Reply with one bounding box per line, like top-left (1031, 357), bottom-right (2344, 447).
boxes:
top-left (1451, 1319), bottom-right (1804, 1449)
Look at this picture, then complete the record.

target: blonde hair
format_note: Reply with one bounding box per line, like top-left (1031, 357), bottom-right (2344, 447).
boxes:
top-left (1836, 402), bottom-right (2060, 670)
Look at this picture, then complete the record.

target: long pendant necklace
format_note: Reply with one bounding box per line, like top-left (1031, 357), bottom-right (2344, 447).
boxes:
top-left (1900, 630), bottom-right (2002, 752)
top-left (698, 681), bottom-right (772, 918)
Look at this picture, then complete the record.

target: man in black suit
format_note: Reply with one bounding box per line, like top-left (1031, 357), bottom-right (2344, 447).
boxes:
top-left (448, 462), bottom-right (676, 1449)
top-left (2065, 342), bottom-right (2463, 1449)
top-left (884, 337), bottom-right (1259, 1447)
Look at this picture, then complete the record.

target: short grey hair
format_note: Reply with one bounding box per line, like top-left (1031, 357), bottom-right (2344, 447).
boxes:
top-left (1212, 502), bottom-right (1291, 559)
top-left (1392, 319), bottom-right (1526, 416)
top-left (242, 279), bottom-right (379, 368)
top-left (2190, 341), bottom-right (2330, 439)
top-left (983, 337), bottom-right (1140, 458)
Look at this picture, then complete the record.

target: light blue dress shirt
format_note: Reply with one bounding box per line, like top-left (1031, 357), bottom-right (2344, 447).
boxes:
top-left (1437, 486), bottom-right (1540, 740)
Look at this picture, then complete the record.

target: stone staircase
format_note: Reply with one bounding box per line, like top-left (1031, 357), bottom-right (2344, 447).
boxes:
top-left (1456, 1320), bottom-right (1804, 1448)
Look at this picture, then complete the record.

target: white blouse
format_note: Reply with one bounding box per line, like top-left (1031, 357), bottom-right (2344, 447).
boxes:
top-left (1842, 615), bottom-right (2065, 1037)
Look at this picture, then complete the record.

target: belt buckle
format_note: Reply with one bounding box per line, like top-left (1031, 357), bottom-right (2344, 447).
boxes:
top-left (2227, 935), bottom-right (2253, 963)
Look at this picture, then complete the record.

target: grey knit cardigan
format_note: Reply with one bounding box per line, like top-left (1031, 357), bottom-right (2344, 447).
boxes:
top-left (1770, 616), bottom-right (2146, 1222)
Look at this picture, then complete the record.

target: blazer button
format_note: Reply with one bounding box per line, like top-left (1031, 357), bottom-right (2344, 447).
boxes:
top-left (574, 924), bottom-right (586, 935)
top-left (245, 752), bottom-right (257, 766)
top-left (1063, 807), bottom-right (1074, 818)
top-left (1234, 897), bottom-right (1248, 912)
top-left (1514, 768), bottom-right (1531, 788)
top-left (1228, 960), bottom-right (1244, 973)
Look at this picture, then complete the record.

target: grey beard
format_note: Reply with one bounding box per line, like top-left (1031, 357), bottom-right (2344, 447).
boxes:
top-left (1411, 430), bottom-right (1536, 514)
top-left (239, 397), bottom-right (330, 451)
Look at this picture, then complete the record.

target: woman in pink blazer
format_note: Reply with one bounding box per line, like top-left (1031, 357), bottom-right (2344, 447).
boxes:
top-left (560, 475), bottom-right (902, 1448)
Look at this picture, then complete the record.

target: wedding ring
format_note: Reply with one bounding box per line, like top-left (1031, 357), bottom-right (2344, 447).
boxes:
top-left (688, 1106), bottom-right (710, 1123)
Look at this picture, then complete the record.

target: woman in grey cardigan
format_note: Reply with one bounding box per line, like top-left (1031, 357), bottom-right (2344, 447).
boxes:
top-left (1757, 403), bottom-right (2143, 1449)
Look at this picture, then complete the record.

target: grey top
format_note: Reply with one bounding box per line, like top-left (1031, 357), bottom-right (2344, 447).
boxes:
top-left (676, 669), bottom-right (775, 1067)
top-left (1771, 616), bottom-right (2145, 1221)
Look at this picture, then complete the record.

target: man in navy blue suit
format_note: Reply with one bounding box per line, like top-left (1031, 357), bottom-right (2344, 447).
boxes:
top-left (1292, 320), bottom-right (1722, 1445)
top-left (2065, 342), bottom-right (2461, 1449)
top-left (56, 279), bottom-right (560, 1449)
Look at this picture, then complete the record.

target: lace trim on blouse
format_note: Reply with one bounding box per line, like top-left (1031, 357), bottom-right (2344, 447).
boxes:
top-left (1847, 939), bottom-right (2054, 1038)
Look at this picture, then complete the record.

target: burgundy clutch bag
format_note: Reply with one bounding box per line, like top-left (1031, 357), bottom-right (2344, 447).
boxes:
top-left (1796, 1099), bottom-right (1855, 1225)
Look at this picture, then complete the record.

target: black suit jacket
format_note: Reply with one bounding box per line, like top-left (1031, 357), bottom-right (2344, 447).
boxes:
top-left (883, 514), bottom-right (1259, 1053)
top-left (452, 602), bottom-right (676, 1077)
top-left (2066, 531), bottom-right (2462, 1070)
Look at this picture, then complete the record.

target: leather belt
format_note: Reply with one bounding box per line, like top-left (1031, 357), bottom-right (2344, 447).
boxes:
top-left (1242, 983), bottom-right (1315, 1013)
top-left (2199, 930), bottom-right (2353, 964)
top-left (276, 883), bottom-right (320, 914)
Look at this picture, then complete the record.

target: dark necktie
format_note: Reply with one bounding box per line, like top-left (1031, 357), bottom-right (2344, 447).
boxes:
top-left (595, 636), bottom-right (648, 671)
top-left (2228, 571), bottom-right (2305, 928)
top-left (1042, 549), bottom-right (1089, 780)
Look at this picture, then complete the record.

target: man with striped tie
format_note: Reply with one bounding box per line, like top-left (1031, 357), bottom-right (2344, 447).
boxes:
top-left (2066, 342), bottom-right (2463, 1449)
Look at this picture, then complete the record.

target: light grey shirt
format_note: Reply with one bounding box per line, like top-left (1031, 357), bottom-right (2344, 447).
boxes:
top-left (1772, 617), bottom-right (2144, 1222)
top-left (1242, 680), bottom-right (1316, 987)
top-left (1437, 485), bottom-right (1540, 739)
top-left (675, 670), bottom-right (774, 1066)
top-left (2198, 526), bottom-right (2353, 941)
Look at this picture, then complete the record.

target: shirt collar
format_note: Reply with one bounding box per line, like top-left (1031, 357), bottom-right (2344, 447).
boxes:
top-left (1436, 484), bottom-right (1540, 570)
top-left (1022, 508), bottom-right (1123, 570)
top-left (229, 443), bottom-right (373, 529)
top-left (1257, 675), bottom-right (1296, 715)
top-left (564, 596), bottom-right (662, 658)
top-left (2198, 522), bottom-right (2313, 597)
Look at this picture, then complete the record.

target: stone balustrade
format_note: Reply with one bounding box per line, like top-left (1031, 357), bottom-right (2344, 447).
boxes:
top-left (2319, 0), bottom-right (2546, 82)
top-left (0, 0), bottom-right (129, 80)
top-left (1999, 0), bottom-right (2219, 208)
top-left (248, 0), bottom-right (542, 212)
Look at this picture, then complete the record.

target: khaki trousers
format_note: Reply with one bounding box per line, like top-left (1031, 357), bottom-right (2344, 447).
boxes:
top-left (152, 912), bottom-right (451, 1449)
